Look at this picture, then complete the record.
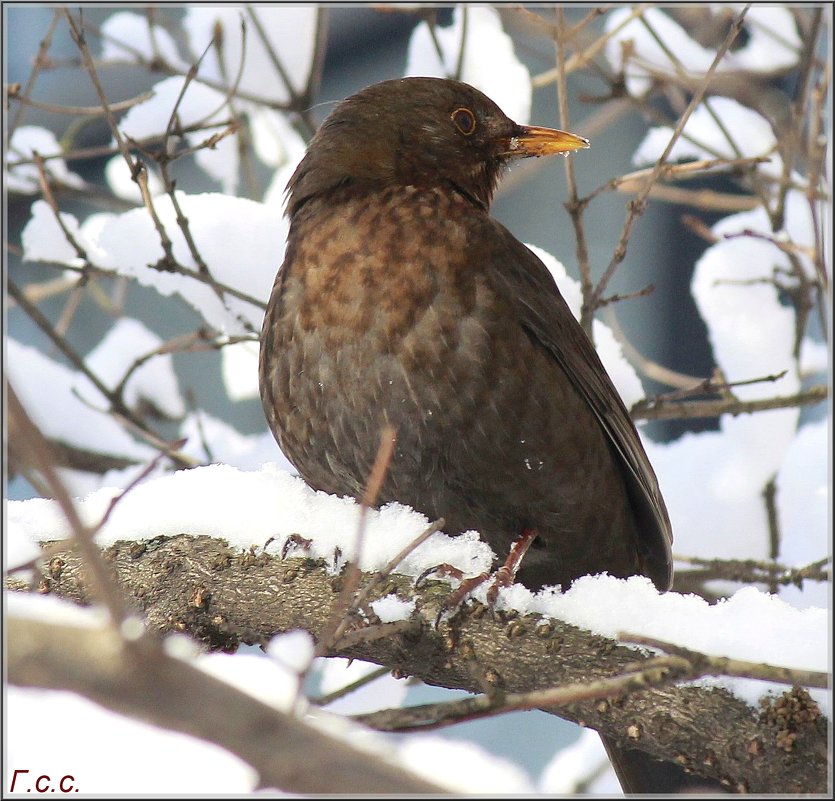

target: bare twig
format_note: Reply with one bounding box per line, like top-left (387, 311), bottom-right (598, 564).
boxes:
top-left (354, 655), bottom-right (693, 732)
top-left (554, 7), bottom-right (594, 337)
top-left (532, 4), bottom-right (651, 86)
top-left (588, 5), bottom-right (752, 315)
top-left (7, 384), bottom-right (131, 630)
top-left (675, 555), bottom-right (830, 589)
top-left (619, 633), bottom-right (830, 690)
top-left (25, 256), bottom-right (267, 313)
top-left (632, 384), bottom-right (827, 421)
top-left (9, 89), bottom-right (156, 117)
top-left (310, 665), bottom-right (393, 707)
top-left (8, 9), bottom-right (61, 135)
top-left (7, 278), bottom-right (195, 467)
top-left (315, 425), bottom-right (397, 657)
top-left (32, 153), bottom-right (90, 263)
top-left (601, 305), bottom-right (704, 389)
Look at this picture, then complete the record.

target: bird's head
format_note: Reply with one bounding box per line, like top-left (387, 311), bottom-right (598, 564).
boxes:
top-left (286, 77), bottom-right (589, 214)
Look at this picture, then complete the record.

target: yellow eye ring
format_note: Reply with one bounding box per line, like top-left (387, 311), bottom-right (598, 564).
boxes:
top-left (451, 107), bottom-right (477, 136)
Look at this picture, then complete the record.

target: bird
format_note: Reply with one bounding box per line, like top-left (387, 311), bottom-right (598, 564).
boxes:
top-left (259, 76), bottom-right (671, 593)
top-left (259, 76), bottom-right (690, 793)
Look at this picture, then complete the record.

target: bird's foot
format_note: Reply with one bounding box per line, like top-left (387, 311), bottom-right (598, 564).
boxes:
top-left (483, 527), bottom-right (538, 603)
top-left (281, 533), bottom-right (313, 558)
top-left (417, 529), bottom-right (538, 620)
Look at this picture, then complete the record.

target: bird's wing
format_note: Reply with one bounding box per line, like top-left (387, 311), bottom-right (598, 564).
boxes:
top-left (489, 224), bottom-right (673, 590)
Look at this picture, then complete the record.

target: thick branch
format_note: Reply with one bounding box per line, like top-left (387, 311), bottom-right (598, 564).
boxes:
top-left (7, 534), bottom-right (828, 794)
top-left (7, 615), bottom-right (442, 794)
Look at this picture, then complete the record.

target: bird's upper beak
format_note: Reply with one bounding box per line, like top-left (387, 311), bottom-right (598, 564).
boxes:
top-left (502, 124), bottom-right (590, 159)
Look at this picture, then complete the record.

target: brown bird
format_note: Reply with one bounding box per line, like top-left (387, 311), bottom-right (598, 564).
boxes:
top-left (257, 75), bottom-right (716, 795)
top-left (259, 76), bottom-right (672, 595)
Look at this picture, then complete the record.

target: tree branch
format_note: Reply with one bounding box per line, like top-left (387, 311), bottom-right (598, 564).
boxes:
top-left (7, 533), bottom-right (828, 794)
top-left (7, 614), bottom-right (443, 794)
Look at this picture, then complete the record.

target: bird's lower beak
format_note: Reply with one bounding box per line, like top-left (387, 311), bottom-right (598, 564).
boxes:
top-left (504, 125), bottom-right (590, 159)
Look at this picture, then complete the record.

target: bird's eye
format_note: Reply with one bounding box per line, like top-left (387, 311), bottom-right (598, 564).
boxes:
top-left (451, 107), bottom-right (477, 136)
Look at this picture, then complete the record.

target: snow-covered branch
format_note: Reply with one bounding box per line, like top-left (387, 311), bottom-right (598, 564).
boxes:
top-left (7, 529), bottom-right (828, 794)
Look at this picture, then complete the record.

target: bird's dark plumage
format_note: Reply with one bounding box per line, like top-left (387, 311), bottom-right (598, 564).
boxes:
top-left (259, 72), bottom-right (689, 798)
top-left (259, 76), bottom-right (672, 593)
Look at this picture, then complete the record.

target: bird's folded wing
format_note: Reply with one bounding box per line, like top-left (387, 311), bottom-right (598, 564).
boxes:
top-left (489, 225), bottom-right (673, 590)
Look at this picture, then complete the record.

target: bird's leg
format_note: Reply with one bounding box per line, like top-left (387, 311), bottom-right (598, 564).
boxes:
top-left (281, 533), bottom-right (313, 559)
top-left (485, 527), bottom-right (538, 603)
top-left (416, 561), bottom-right (479, 587)
top-left (417, 528), bottom-right (539, 613)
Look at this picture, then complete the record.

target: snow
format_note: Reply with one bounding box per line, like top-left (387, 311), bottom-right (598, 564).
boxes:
top-left (178, 410), bottom-right (291, 472)
top-left (7, 590), bottom-right (109, 629)
top-left (800, 337), bottom-right (829, 377)
top-left (259, 108), bottom-right (309, 208)
top-left (221, 339), bottom-right (261, 401)
top-left (20, 199), bottom-right (87, 265)
top-left (6, 686), bottom-right (259, 794)
top-left (6, 463), bottom-right (495, 580)
top-left (267, 629), bottom-right (316, 675)
top-left (318, 658), bottom-right (409, 716)
top-left (406, 5), bottom-right (532, 125)
top-left (371, 594), bottom-right (417, 624)
top-left (22, 193), bottom-right (284, 335)
top-left (7, 463), bottom-right (827, 715)
top-left (605, 6), bottom-right (800, 97)
top-left (116, 75), bottom-right (242, 194)
top-left (397, 735), bottom-right (536, 794)
top-left (528, 244), bottom-right (646, 408)
top-left (102, 11), bottom-right (313, 196)
top-left (633, 97), bottom-right (785, 179)
top-left (182, 7), bottom-right (319, 104)
top-left (6, 590), bottom-right (526, 794)
top-left (77, 317), bottom-right (185, 419)
top-left (775, 419), bottom-right (830, 610)
top-left (100, 11), bottom-right (188, 69)
top-left (104, 154), bottom-right (164, 202)
top-left (540, 727), bottom-right (618, 794)
top-left (6, 519), bottom-right (42, 575)
top-left (635, 186), bottom-right (825, 605)
top-left (6, 338), bottom-right (156, 463)
top-left (6, 125), bottom-right (86, 194)
top-left (249, 107), bottom-right (308, 172)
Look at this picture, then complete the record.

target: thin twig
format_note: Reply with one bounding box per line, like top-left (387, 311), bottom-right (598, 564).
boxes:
top-left (26, 256), bottom-right (267, 312)
top-left (9, 89), bottom-right (156, 117)
top-left (619, 633), bottom-right (830, 689)
top-left (553, 8), bottom-right (593, 337)
top-left (632, 385), bottom-right (826, 421)
top-left (532, 4), bottom-right (651, 86)
top-left (315, 426), bottom-right (397, 657)
top-left (355, 655), bottom-right (694, 731)
top-left (7, 384), bottom-right (131, 631)
top-left (335, 518), bottom-right (447, 646)
top-left (601, 305), bottom-right (704, 389)
top-left (8, 9), bottom-right (61, 135)
top-left (32, 153), bottom-right (89, 263)
top-left (675, 555), bottom-right (830, 589)
top-left (244, 5), bottom-right (301, 107)
top-left (7, 278), bottom-right (194, 468)
top-left (589, 5), bottom-right (752, 314)
top-left (310, 666), bottom-right (393, 706)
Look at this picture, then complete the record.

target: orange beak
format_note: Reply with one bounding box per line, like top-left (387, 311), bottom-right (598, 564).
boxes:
top-left (504, 124), bottom-right (589, 159)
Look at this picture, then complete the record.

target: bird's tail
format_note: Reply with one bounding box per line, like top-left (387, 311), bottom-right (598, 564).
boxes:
top-left (600, 733), bottom-right (728, 794)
